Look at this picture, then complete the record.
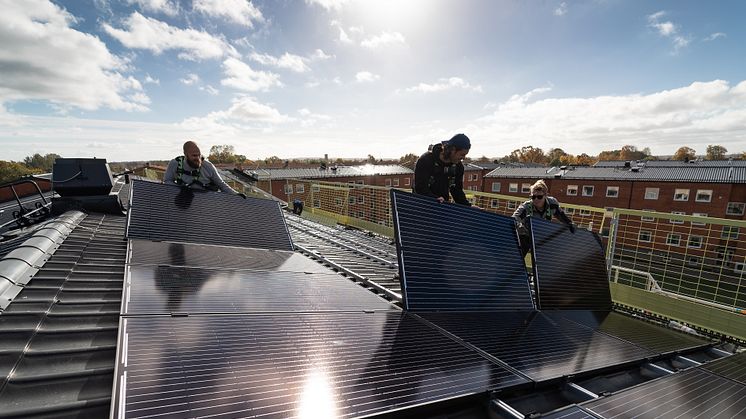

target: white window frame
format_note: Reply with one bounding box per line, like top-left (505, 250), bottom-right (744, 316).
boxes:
top-left (579, 209), bottom-right (592, 216)
top-left (312, 184), bottom-right (320, 192)
top-left (469, 173), bottom-right (478, 181)
top-left (491, 182), bottom-right (501, 192)
top-left (313, 199), bottom-right (321, 208)
top-left (393, 178), bottom-right (400, 187)
top-left (582, 185), bottom-right (594, 197)
top-left (567, 185), bottom-right (578, 196)
top-left (284, 184), bottom-right (293, 194)
top-left (735, 262), bottom-right (745, 274)
top-left (687, 235), bottom-right (703, 249)
top-left (666, 233), bottom-right (681, 246)
top-left (507, 201), bottom-right (517, 210)
top-left (348, 196), bottom-right (356, 204)
top-left (639, 230), bottom-right (652, 242)
top-left (721, 226), bottom-right (740, 240)
top-left (695, 189), bottom-right (712, 203)
top-left (358, 195), bottom-right (365, 204)
top-left (295, 184), bottom-right (305, 193)
top-left (509, 183), bottom-right (518, 193)
top-left (565, 207), bottom-right (575, 215)
top-left (490, 199), bottom-right (499, 208)
top-left (644, 187), bottom-right (659, 200)
top-left (670, 211), bottom-right (685, 224)
top-left (404, 177), bottom-right (411, 186)
top-left (469, 186), bottom-right (479, 191)
top-left (673, 188), bottom-right (690, 201)
top-left (521, 183), bottom-right (531, 193)
top-left (641, 210), bottom-right (655, 222)
top-left (385, 179), bottom-right (392, 187)
top-left (726, 202), bottom-right (745, 216)
top-left (606, 186), bottom-right (619, 198)
top-left (691, 213), bottom-right (707, 226)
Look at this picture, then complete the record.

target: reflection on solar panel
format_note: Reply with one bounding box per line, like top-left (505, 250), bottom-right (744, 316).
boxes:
top-left (113, 312), bottom-right (530, 418)
top-left (584, 368), bottom-right (746, 418)
top-left (123, 266), bottom-right (395, 315)
top-left (419, 311), bottom-right (653, 382)
top-left (541, 405), bottom-right (596, 419)
top-left (701, 351), bottom-right (746, 385)
top-left (546, 311), bottom-right (709, 355)
top-left (530, 218), bottom-right (612, 310)
top-left (127, 239), bottom-right (329, 273)
top-left (126, 180), bottom-right (292, 250)
top-left (391, 190), bottom-right (533, 311)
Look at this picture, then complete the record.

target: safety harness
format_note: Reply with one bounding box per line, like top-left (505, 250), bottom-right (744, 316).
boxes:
top-left (427, 144), bottom-right (457, 190)
top-left (174, 156), bottom-right (217, 191)
top-left (525, 200), bottom-right (557, 221)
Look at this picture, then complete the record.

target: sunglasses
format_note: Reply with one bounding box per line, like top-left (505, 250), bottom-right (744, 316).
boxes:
top-left (531, 194), bottom-right (545, 200)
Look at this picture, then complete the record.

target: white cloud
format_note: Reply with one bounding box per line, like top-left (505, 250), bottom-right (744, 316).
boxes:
top-left (404, 77), bottom-right (483, 93)
top-left (221, 57), bottom-right (283, 92)
top-left (355, 71), bottom-right (380, 83)
top-left (704, 32), bottom-right (726, 42)
top-left (200, 85), bottom-right (220, 95)
top-left (193, 0), bottom-right (264, 27)
top-left (554, 2), bottom-right (567, 16)
top-left (647, 10), bottom-right (690, 53)
top-left (297, 107), bottom-right (332, 127)
top-left (361, 31), bottom-right (406, 48)
top-left (310, 49), bottom-right (332, 60)
top-left (143, 74), bottom-right (160, 84)
top-left (0, 0), bottom-right (148, 111)
top-left (473, 80), bottom-right (746, 155)
top-left (181, 96), bottom-right (289, 133)
top-left (250, 52), bottom-right (310, 73)
top-left (305, 0), bottom-right (349, 11)
top-left (180, 73), bottom-right (200, 85)
top-left (126, 0), bottom-right (179, 16)
top-left (103, 12), bottom-right (235, 60)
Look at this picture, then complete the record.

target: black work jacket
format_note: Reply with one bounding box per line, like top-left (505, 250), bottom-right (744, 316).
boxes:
top-left (413, 144), bottom-right (470, 206)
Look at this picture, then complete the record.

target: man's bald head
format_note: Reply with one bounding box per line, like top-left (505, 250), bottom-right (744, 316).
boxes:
top-left (183, 140), bottom-right (202, 168)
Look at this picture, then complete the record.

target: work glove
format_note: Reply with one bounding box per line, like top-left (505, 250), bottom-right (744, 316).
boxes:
top-left (237, 192), bottom-right (247, 199)
top-left (568, 224), bottom-right (576, 234)
top-left (516, 221), bottom-right (528, 236)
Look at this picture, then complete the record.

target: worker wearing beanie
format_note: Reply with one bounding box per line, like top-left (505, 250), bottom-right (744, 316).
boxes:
top-left (413, 133), bottom-right (472, 206)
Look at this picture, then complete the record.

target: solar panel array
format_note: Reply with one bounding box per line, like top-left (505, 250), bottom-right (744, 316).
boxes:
top-left (126, 180), bottom-right (293, 250)
top-left (530, 218), bottom-right (612, 310)
top-left (701, 351), bottom-right (746, 384)
top-left (391, 190), bottom-right (533, 311)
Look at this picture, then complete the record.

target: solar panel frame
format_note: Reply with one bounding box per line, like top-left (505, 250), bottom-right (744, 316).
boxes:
top-left (700, 351), bottom-right (746, 385)
top-left (530, 218), bottom-right (612, 310)
top-left (126, 180), bottom-right (293, 251)
top-left (111, 312), bottom-right (531, 418)
top-left (391, 189), bottom-right (534, 312)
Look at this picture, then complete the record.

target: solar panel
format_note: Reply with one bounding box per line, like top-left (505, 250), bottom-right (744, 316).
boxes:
top-left (541, 405), bottom-right (598, 419)
top-left (127, 239), bottom-right (330, 273)
top-left (123, 265), bottom-right (395, 315)
top-left (545, 311), bottom-right (710, 355)
top-left (583, 368), bottom-right (746, 418)
top-left (126, 180), bottom-right (292, 251)
top-left (530, 218), bottom-right (612, 310)
top-left (391, 190), bottom-right (533, 311)
top-left (419, 311), bottom-right (653, 382)
top-left (112, 312), bottom-right (530, 418)
top-left (701, 352), bottom-right (746, 385)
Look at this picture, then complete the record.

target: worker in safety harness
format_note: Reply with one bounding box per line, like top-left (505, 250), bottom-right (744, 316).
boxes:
top-left (513, 179), bottom-right (574, 256)
top-left (413, 133), bottom-right (472, 206)
top-left (164, 140), bottom-right (245, 197)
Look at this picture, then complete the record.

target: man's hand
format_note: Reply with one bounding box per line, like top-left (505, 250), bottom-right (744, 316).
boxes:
top-left (237, 192), bottom-right (247, 199)
top-left (436, 197), bottom-right (445, 203)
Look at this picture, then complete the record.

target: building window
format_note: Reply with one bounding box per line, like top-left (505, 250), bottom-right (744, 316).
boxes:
top-left (639, 230), bottom-right (652, 242)
top-left (726, 202), bottom-right (745, 215)
top-left (687, 256), bottom-right (701, 267)
top-left (295, 184), bottom-right (305, 193)
top-left (313, 200), bottom-right (321, 208)
top-left (522, 183), bottom-right (531, 193)
top-left (393, 178), bottom-right (400, 187)
top-left (691, 213), bottom-right (707, 226)
top-left (687, 236), bottom-right (703, 249)
top-left (567, 185), bottom-right (578, 196)
top-left (565, 207), bottom-right (575, 215)
top-left (579, 209), bottom-right (592, 216)
top-left (670, 211), bottom-right (685, 224)
top-left (385, 179), bottom-right (392, 187)
top-left (582, 186), bottom-right (594, 197)
top-left (491, 182), bottom-right (501, 192)
top-left (469, 173), bottom-right (478, 181)
top-left (357, 180), bottom-right (364, 185)
top-left (284, 184), bottom-right (293, 194)
top-left (469, 186), bottom-right (479, 191)
top-left (335, 197), bottom-right (342, 206)
top-left (404, 177), bottom-right (411, 186)
top-left (312, 184), bottom-right (320, 192)
top-left (644, 187), bottom-right (659, 200)
top-left (735, 262), bottom-right (745, 273)
top-left (509, 183), bottom-right (518, 193)
top-left (721, 226), bottom-right (740, 239)
top-left (358, 196), bottom-right (364, 204)
top-left (357, 211), bottom-right (365, 218)
top-left (641, 210), bottom-right (655, 222)
top-left (666, 233), bottom-right (681, 246)
top-left (507, 201), bottom-right (517, 210)
top-left (695, 190), bottom-right (712, 202)
top-left (490, 199), bottom-right (499, 208)
top-left (606, 186), bottom-right (619, 198)
top-left (673, 188), bottom-right (690, 201)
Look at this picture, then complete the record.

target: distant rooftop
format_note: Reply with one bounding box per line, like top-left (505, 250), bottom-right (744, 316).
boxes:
top-left (594, 159), bottom-right (746, 168)
top-left (486, 165), bottom-right (746, 183)
top-left (252, 164), bottom-right (413, 180)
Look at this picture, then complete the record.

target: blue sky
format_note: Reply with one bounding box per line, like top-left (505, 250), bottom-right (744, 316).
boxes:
top-left (1, 0), bottom-right (744, 162)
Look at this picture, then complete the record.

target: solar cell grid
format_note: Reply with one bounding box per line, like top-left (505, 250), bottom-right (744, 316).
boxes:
top-left (391, 190), bottom-right (533, 311)
top-left (530, 218), bottom-right (612, 310)
top-left (126, 180), bottom-right (292, 250)
top-left (113, 312), bottom-right (530, 418)
top-left (701, 351), bottom-right (746, 385)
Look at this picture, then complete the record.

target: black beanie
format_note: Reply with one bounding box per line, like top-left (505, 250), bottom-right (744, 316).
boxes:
top-left (446, 133), bottom-right (471, 150)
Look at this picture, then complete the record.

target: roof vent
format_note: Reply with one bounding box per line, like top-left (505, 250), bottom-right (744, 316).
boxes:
top-left (554, 173), bottom-right (562, 178)
top-left (630, 167), bottom-right (640, 172)
top-left (559, 165), bottom-right (567, 170)
top-left (624, 161), bottom-right (631, 168)
top-left (331, 166), bottom-right (337, 172)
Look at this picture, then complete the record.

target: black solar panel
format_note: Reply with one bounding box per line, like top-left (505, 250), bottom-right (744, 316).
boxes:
top-left (542, 405), bottom-right (598, 419)
top-left (530, 218), bottom-right (612, 310)
top-left (545, 311), bottom-right (710, 355)
top-left (112, 312), bottom-right (530, 418)
top-left (701, 352), bottom-right (746, 385)
top-left (391, 190), bottom-right (533, 311)
top-left (126, 180), bottom-right (292, 250)
top-left (123, 265), bottom-right (395, 315)
top-left (583, 368), bottom-right (746, 418)
top-left (419, 311), bottom-right (653, 382)
top-left (127, 239), bottom-right (330, 273)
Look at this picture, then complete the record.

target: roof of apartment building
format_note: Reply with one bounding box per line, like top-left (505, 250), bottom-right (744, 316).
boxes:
top-left (252, 164), bottom-right (413, 180)
top-left (485, 165), bottom-right (746, 183)
top-left (594, 159), bottom-right (746, 168)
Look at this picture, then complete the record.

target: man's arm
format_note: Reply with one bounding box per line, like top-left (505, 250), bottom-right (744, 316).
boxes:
top-left (413, 154), bottom-right (438, 198)
top-left (450, 164), bottom-right (471, 206)
top-left (203, 161), bottom-right (239, 194)
top-left (163, 159), bottom-right (178, 184)
top-left (512, 201), bottom-right (528, 222)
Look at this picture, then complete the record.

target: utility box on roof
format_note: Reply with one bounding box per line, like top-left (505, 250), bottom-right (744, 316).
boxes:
top-left (52, 158), bottom-right (113, 197)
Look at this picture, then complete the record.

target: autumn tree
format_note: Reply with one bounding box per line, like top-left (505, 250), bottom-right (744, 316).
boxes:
top-left (547, 148), bottom-right (568, 166)
top-left (398, 153), bottom-right (418, 169)
top-left (509, 146), bottom-right (547, 164)
top-left (23, 153), bottom-right (61, 171)
top-left (0, 161), bottom-right (42, 184)
top-left (208, 145), bottom-right (238, 163)
top-left (706, 145), bottom-right (728, 160)
top-left (574, 153), bottom-right (595, 166)
top-left (672, 146), bottom-right (696, 161)
top-left (619, 145), bottom-right (647, 161)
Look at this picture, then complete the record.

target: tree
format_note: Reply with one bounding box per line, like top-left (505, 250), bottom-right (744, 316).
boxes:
top-left (476, 155), bottom-right (491, 163)
top-left (0, 161), bottom-right (42, 184)
top-left (706, 145), bottom-right (728, 160)
top-left (547, 148), bottom-right (568, 166)
top-left (398, 153), bottom-right (418, 169)
top-left (672, 146), bottom-right (696, 161)
top-left (264, 156), bottom-right (283, 165)
top-left (574, 153), bottom-right (595, 166)
top-left (209, 145), bottom-right (238, 164)
top-left (366, 154), bottom-right (376, 164)
top-left (509, 146), bottom-right (547, 164)
top-left (23, 153), bottom-right (61, 171)
top-left (619, 145), bottom-right (647, 161)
